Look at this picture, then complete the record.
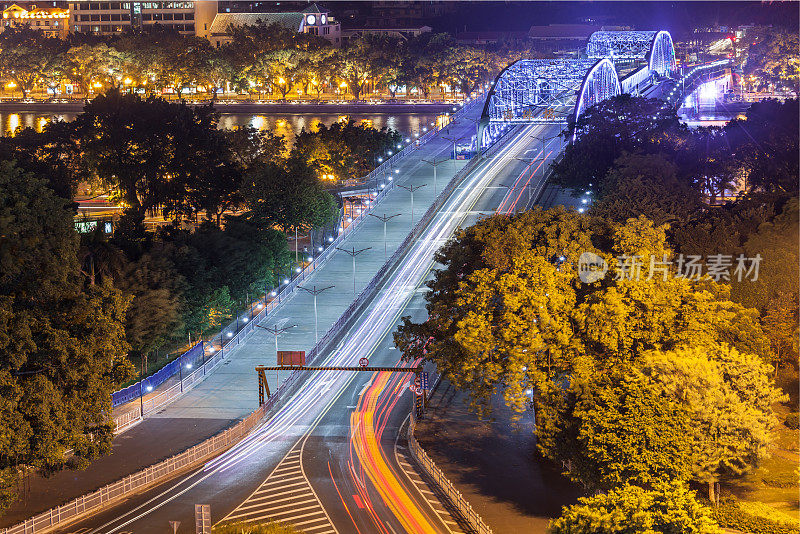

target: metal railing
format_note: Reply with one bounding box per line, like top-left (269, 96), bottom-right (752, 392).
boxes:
top-left (407, 409), bottom-right (493, 534)
top-left (109, 96), bottom-right (483, 433)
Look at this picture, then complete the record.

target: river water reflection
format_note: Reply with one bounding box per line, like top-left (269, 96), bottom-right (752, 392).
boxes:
top-left (0, 111), bottom-right (445, 141)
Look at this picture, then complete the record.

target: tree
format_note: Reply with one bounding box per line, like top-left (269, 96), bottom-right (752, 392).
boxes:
top-left (243, 157), bottom-right (338, 234)
top-left (551, 95), bottom-right (684, 194)
top-left (727, 99), bottom-right (798, 195)
top-left (116, 246), bottom-right (185, 357)
top-left (0, 161), bottom-right (134, 511)
top-left (64, 43), bottom-right (128, 97)
top-left (396, 208), bottom-right (769, 417)
top-left (334, 35), bottom-right (386, 101)
top-left (538, 369), bottom-right (693, 492)
top-left (731, 197), bottom-right (799, 375)
top-left (639, 344), bottom-right (785, 502)
top-left (590, 153), bottom-right (703, 225)
top-left (0, 118), bottom-right (86, 199)
top-left (549, 482), bottom-right (720, 534)
top-left (0, 27), bottom-right (65, 99)
top-left (745, 29), bottom-right (800, 93)
top-left (441, 46), bottom-right (491, 97)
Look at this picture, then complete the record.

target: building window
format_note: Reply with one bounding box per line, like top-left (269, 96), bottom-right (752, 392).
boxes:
top-left (101, 14), bottom-right (109, 20)
top-left (90, 14), bottom-right (99, 20)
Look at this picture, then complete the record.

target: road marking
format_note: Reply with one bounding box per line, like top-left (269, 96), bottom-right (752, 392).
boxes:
top-left (221, 441), bottom-right (337, 533)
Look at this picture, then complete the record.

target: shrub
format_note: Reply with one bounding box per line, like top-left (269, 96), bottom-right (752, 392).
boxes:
top-left (785, 412), bottom-right (799, 430)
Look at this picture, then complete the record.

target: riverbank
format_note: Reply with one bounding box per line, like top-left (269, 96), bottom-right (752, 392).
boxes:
top-left (0, 100), bottom-right (459, 114)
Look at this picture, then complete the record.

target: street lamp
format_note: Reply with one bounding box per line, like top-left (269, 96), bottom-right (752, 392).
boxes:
top-left (256, 323), bottom-right (297, 385)
top-left (420, 157), bottom-right (447, 195)
top-left (368, 213), bottom-right (402, 259)
top-left (442, 134), bottom-right (467, 171)
top-left (397, 183), bottom-right (427, 227)
top-left (336, 246), bottom-right (372, 295)
top-left (297, 285), bottom-right (334, 345)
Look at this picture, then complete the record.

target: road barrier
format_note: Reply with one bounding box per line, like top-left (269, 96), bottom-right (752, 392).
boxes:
top-left (110, 95), bottom-right (483, 433)
top-left (0, 373), bottom-right (300, 534)
top-left (408, 408), bottom-right (493, 534)
top-left (5, 94), bottom-right (509, 533)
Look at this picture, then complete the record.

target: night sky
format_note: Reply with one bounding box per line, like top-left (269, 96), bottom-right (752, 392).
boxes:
top-left (426, 2), bottom-right (799, 36)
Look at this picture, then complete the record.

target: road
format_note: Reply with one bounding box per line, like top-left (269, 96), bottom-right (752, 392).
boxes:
top-left (54, 119), bottom-right (565, 534)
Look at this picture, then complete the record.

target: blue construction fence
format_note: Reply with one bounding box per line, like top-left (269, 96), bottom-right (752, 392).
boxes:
top-left (112, 342), bottom-right (205, 407)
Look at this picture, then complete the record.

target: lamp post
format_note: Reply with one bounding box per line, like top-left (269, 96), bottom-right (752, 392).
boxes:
top-left (528, 132), bottom-right (562, 189)
top-left (368, 213), bottom-right (402, 259)
top-left (297, 285), bottom-right (334, 344)
top-left (256, 323), bottom-right (297, 385)
top-left (442, 134), bottom-right (466, 171)
top-left (396, 183), bottom-right (427, 227)
top-left (336, 246), bottom-right (372, 295)
top-left (420, 157), bottom-right (447, 195)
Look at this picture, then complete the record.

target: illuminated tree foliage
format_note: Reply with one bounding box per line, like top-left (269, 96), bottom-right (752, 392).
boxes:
top-left (395, 207), bottom-right (779, 501)
top-left (550, 482), bottom-right (720, 534)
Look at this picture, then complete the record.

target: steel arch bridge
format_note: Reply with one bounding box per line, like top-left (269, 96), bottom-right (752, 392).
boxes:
top-left (477, 58), bottom-right (620, 148)
top-left (587, 30), bottom-right (677, 77)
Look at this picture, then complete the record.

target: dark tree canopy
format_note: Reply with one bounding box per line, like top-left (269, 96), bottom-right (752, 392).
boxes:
top-left (0, 161), bottom-right (134, 511)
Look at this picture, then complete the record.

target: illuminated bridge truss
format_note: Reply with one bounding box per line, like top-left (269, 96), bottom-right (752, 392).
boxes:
top-left (587, 30), bottom-right (677, 77)
top-left (478, 58), bottom-right (620, 148)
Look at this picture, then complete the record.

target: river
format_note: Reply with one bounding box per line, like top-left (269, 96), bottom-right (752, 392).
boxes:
top-left (0, 110), bottom-right (447, 141)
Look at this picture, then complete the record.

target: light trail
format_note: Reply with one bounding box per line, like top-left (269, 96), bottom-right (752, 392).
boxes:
top-left (349, 368), bottom-right (438, 534)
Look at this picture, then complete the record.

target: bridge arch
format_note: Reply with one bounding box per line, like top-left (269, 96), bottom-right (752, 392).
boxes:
top-left (477, 58), bottom-right (621, 149)
top-left (648, 30), bottom-right (677, 77)
top-left (574, 58), bottom-right (621, 123)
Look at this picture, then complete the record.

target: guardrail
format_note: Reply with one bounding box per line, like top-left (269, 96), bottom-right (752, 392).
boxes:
top-left (3, 350), bottom-right (310, 534)
top-left (110, 96), bottom-right (483, 433)
top-left (4, 91), bottom-right (512, 534)
top-left (407, 409), bottom-right (493, 534)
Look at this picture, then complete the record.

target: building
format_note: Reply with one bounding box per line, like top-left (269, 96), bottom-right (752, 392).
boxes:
top-left (526, 24), bottom-right (600, 54)
top-left (206, 3), bottom-right (340, 47)
top-left (364, 1), bottom-right (453, 28)
top-left (1, 2), bottom-right (69, 38)
top-left (341, 24), bottom-right (430, 44)
top-left (455, 30), bottom-right (528, 46)
top-left (68, 1), bottom-right (216, 36)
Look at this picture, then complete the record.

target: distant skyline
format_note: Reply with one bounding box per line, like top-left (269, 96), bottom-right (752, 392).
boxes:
top-left (356, 1), bottom-right (799, 35)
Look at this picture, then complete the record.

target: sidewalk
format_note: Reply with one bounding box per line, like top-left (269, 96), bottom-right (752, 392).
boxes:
top-left (415, 381), bottom-right (582, 533)
top-left (0, 101), bottom-right (483, 527)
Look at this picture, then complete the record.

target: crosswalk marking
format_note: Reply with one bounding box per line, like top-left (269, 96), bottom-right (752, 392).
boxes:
top-left (220, 443), bottom-right (337, 534)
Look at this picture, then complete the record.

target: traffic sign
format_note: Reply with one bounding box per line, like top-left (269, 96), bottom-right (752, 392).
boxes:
top-left (359, 357), bottom-right (369, 367)
top-left (409, 383), bottom-right (416, 392)
top-left (421, 372), bottom-right (429, 390)
top-left (414, 376), bottom-right (421, 387)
